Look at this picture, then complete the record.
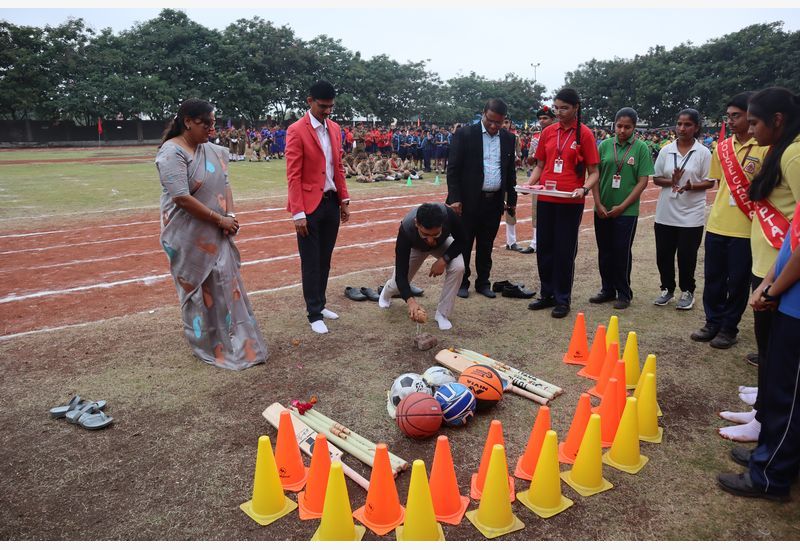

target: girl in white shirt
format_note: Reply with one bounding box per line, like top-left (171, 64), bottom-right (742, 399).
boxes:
top-left (652, 108), bottom-right (713, 309)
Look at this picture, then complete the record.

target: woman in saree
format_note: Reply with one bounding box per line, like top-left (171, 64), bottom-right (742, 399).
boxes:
top-left (156, 98), bottom-right (267, 370)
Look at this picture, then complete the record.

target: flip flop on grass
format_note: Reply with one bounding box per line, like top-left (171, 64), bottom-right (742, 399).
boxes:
top-left (49, 395), bottom-right (107, 419)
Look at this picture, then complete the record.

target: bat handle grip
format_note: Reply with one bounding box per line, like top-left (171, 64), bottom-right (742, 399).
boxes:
top-left (335, 458), bottom-right (370, 491)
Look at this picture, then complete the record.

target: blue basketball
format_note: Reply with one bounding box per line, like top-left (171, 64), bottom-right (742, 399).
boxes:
top-left (434, 383), bottom-right (477, 427)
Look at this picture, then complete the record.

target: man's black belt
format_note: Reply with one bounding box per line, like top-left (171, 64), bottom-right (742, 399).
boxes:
top-left (322, 190), bottom-right (338, 200)
top-left (482, 191), bottom-right (499, 198)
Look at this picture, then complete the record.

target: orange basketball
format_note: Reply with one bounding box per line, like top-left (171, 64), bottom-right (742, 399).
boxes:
top-left (396, 392), bottom-right (443, 439)
top-left (458, 364), bottom-right (504, 411)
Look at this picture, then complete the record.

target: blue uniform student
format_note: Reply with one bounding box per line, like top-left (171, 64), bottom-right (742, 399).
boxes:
top-left (392, 131), bottom-right (403, 156)
top-left (405, 133), bottom-right (416, 162)
top-left (422, 131), bottom-right (434, 172)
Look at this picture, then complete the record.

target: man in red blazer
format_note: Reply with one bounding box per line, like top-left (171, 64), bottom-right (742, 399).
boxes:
top-left (286, 80), bottom-right (351, 334)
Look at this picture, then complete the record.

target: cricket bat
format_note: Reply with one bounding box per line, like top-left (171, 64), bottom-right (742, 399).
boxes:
top-left (262, 402), bottom-right (370, 491)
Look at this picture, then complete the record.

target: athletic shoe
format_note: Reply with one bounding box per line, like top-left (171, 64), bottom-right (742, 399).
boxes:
top-left (710, 331), bottom-right (738, 349)
top-left (690, 324), bottom-right (719, 342)
top-left (653, 289), bottom-right (674, 306)
top-left (676, 290), bottom-right (695, 310)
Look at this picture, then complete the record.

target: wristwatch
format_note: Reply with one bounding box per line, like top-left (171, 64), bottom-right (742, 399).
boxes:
top-left (342, 199), bottom-right (350, 205)
top-left (581, 187), bottom-right (590, 196)
top-left (762, 284), bottom-right (778, 302)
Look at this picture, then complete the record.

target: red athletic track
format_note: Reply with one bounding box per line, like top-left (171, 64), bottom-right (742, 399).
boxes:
top-left (0, 184), bottom-right (692, 338)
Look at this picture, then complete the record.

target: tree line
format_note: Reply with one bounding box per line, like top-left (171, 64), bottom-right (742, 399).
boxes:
top-left (1, 10), bottom-right (797, 127)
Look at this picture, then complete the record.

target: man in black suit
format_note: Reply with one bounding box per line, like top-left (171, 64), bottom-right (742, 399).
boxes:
top-left (446, 99), bottom-right (517, 298)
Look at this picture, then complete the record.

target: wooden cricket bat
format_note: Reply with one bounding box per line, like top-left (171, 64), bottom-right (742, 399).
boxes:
top-left (262, 402), bottom-right (370, 491)
top-left (454, 347), bottom-right (564, 398)
top-left (435, 349), bottom-right (549, 405)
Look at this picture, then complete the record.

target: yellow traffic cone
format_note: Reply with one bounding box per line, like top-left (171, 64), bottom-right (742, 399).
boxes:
top-left (635, 354), bottom-right (662, 417)
top-left (622, 331), bottom-right (640, 390)
top-left (466, 445), bottom-right (525, 538)
top-left (561, 414), bottom-right (613, 497)
top-left (396, 460), bottom-right (445, 541)
top-left (603, 397), bottom-right (649, 474)
top-left (240, 435), bottom-right (298, 526)
top-left (311, 462), bottom-right (366, 541)
top-left (517, 431), bottom-right (574, 519)
top-left (638, 373), bottom-right (663, 443)
top-left (606, 315), bottom-right (620, 356)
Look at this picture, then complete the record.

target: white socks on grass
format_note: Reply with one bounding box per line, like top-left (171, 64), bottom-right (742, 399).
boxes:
top-left (435, 311), bottom-right (452, 331)
top-left (719, 419), bottom-right (761, 442)
top-left (321, 308), bottom-right (339, 320)
top-left (310, 320), bottom-right (328, 334)
top-left (739, 392), bottom-right (757, 406)
top-left (719, 408), bottom-right (757, 424)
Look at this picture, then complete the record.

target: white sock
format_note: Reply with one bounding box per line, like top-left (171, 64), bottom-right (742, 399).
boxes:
top-left (435, 311), bottom-right (452, 331)
top-left (739, 392), bottom-right (757, 406)
top-left (310, 320), bottom-right (328, 334)
top-left (378, 286), bottom-right (392, 309)
top-left (719, 408), bottom-right (757, 424)
top-left (738, 385), bottom-right (758, 394)
top-left (321, 308), bottom-right (339, 320)
top-left (718, 419), bottom-right (761, 442)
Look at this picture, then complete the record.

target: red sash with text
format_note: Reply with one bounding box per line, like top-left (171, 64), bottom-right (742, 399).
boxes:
top-left (719, 137), bottom-right (788, 249)
top-left (791, 200), bottom-right (800, 252)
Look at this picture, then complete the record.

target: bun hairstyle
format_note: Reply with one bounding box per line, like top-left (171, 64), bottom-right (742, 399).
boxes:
top-left (677, 108), bottom-right (703, 138)
top-left (555, 87), bottom-right (583, 175)
top-left (748, 87), bottom-right (800, 201)
top-left (160, 98), bottom-right (215, 147)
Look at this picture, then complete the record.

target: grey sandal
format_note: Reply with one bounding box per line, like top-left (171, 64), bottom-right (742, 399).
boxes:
top-left (78, 409), bottom-right (113, 430)
top-left (50, 396), bottom-right (107, 419)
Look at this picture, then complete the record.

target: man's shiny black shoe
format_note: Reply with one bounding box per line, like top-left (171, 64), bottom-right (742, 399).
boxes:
top-left (528, 296), bottom-right (556, 310)
top-left (717, 472), bottom-right (790, 502)
top-left (506, 243), bottom-right (523, 251)
top-left (690, 324), bottom-right (719, 342)
top-left (710, 331), bottom-right (738, 349)
top-left (476, 286), bottom-right (496, 298)
top-left (551, 304), bottom-right (570, 318)
top-left (502, 284), bottom-right (536, 299)
top-left (457, 286), bottom-right (469, 299)
top-left (730, 446), bottom-right (752, 468)
top-left (589, 291), bottom-right (616, 304)
top-left (519, 245), bottom-right (536, 254)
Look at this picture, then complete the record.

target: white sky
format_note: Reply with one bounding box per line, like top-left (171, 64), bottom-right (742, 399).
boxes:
top-left (1, 2), bottom-right (799, 95)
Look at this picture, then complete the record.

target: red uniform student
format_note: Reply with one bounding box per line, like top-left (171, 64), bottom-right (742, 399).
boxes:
top-left (525, 88), bottom-right (600, 318)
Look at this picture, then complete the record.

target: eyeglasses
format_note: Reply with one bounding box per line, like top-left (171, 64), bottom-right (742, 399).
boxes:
top-left (722, 112), bottom-right (744, 123)
top-left (417, 227), bottom-right (442, 240)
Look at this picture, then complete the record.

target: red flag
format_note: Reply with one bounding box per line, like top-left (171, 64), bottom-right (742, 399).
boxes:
top-left (97, 118), bottom-right (103, 135)
top-left (718, 121), bottom-right (725, 143)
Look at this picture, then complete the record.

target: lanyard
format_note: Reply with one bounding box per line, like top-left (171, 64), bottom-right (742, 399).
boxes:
top-left (613, 138), bottom-right (636, 175)
top-left (672, 148), bottom-right (695, 172)
top-left (556, 127), bottom-right (575, 159)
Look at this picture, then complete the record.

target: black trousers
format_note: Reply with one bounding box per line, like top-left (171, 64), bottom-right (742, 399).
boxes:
top-left (296, 193), bottom-right (340, 323)
top-left (537, 201), bottom-right (584, 306)
top-left (702, 232), bottom-right (752, 335)
top-left (461, 192), bottom-right (504, 290)
top-left (593, 213), bottom-right (638, 301)
top-left (752, 275), bottom-right (775, 416)
top-left (749, 311), bottom-right (800, 496)
top-left (653, 222), bottom-right (703, 293)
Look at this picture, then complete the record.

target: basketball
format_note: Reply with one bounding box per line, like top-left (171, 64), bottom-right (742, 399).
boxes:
top-left (434, 382), bottom-right (476, 426)
top-left (395, 392), bottom-right (443, 439)
top-left (458, 364), bottom-right (504, 411)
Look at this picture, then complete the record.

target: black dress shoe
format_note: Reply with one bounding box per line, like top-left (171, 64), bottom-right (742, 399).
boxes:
top-left (344, 286), bottom-right (367, 301)
top-left (528, 296), bottom-right (555, 310)
top-left (589, 291), bottom-right (615, 304)
top-left (410, 284), bottom-right (424, 297)
top-left (690, 324), bottom-right (719, 342)
top-left (613, 299), bottom-right (630, 310)
top-left (746, 352), bottom-right (759, 367)
top-left (506, 243), bottom-right (523, 251)
top-left (730, 446), bottom-right (753, 468)
top-left (360, 287), bottom-right (380, 302)
top-left (476, 287), bottom-right (496, 298)
top-left (551, 304), bottom-right (570, 318)
top-left (492, 280), bottom-right (510, 292)
top-left (710, 331), bottom-right (738, 349)
top-left (502, 284), bottom-right (536, 299)
top-left (457, 286), bottom-right (469, 299)
top-left (519, 246), bottom-right (536, 254)
top-left (717, 472), bottom-right (790, 502)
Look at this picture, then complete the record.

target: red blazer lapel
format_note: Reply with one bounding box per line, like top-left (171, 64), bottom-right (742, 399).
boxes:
top-left (304, 114), bottom-right (325, 155)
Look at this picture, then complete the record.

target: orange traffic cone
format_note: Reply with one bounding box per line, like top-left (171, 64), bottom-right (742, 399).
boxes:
top-left (577, 324), bottom-right (607, 380)
top-left (593, 360), bottom-right (627, 415)
top-left (596, 377), bottom-right (621, 448)
top-left (635, 354), bottom-right (662, 417)
top-left (297, 434), bottom-right (331, 520)
top-left (352, 443), bottom-right (404, 535)
top-left (471, 420), bottom-right (515, 502)
top-left (563, 313), bottom-right (589, 366)
top-left (588, 342), bottom-right (619, 398)
top-left (429, 436), bottom-right (469, 525)
top-left (514, 406), bottom-right (550, 480)
top-left (558, 393), bottom-right (592, 464)
top-left (274, 410), bottom-right (309, 492)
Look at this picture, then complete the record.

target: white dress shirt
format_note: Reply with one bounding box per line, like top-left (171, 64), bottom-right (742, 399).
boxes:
top-left (293, 111), bottom-right (338, 221)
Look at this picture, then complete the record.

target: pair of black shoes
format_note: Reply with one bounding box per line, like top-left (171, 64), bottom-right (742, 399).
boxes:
top-left (690, 324), bottom-right (738, 349)
top-left (589, 291), bottom-right (631, 310)
top-left (492, 280), bottom-right (536, 299)
top-left (505, 243), bottom-right (535, 254)
top-left (458, 285), bottom-right (497, 298)
top-left (528, 296), bottom-right (569, 318)
top-left (345, 286), bottom-right (381, 302)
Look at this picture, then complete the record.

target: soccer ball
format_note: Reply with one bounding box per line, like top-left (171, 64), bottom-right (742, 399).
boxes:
top-left (387, 373), bottom-right (432, 419)
top-left (422, 366), bottom-right (457, 391)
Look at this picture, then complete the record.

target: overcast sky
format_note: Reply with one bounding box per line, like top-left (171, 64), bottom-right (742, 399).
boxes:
top-left (2, 2), bottom-right (799, 95)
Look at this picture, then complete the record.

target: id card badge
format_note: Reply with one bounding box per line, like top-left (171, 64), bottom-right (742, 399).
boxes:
top-left (729, 193), bottom-right (737, 207)
top-left (670, 188), bottom-right (680, 199)
top-left (612, 174), bottom-right (622, 189)
top-left (554, 158), bottom-right (564, 174)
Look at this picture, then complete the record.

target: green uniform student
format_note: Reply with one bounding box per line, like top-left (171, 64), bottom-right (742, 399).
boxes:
top-left (591, 107), bottom-right (654, 308)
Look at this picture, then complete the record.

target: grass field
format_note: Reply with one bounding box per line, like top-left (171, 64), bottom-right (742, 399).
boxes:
top-left (0, 146), bottom-right (798, 540)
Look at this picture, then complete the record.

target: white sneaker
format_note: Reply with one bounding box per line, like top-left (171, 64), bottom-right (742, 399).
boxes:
top-left (321, 308), bottom-right (339, 320)
top-left (378, 286), bottom-right (392, 309)
top-left (435, 311), bottom-right (452, 331)
top-left (310, 320), bottom-right (328, 334)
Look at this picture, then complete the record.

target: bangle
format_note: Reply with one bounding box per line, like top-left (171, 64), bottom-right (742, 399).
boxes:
top-left (686, 181), bottom-right (693, 191)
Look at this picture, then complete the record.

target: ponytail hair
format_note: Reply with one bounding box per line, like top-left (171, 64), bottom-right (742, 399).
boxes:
top-left (555, 87), bottom-right (583, 176)
top-left (160, 98), bottom-right (215, 147)
top-left (748, 87), bottom-right (800, 201)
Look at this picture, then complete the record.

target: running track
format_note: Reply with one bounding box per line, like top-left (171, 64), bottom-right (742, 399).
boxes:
top-left (0, 184), bottom-right (685, 340)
